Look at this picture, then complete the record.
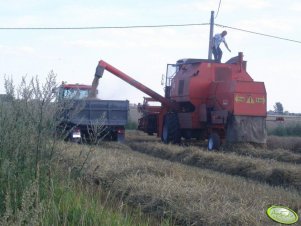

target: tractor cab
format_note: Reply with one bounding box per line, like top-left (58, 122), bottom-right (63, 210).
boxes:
top-left (57, 83), bottom-right (93, 101)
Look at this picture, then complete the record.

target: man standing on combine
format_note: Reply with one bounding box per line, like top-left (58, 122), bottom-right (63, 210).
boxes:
top-left (212, 30), bottom-right (231, 63)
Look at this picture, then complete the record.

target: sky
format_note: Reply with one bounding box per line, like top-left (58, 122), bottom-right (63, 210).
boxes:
top-left (0, 0), bottom-right (300, 112)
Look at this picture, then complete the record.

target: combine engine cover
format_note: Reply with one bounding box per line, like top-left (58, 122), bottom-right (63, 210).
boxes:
top-left (209, 80), bottom-right (267, 143)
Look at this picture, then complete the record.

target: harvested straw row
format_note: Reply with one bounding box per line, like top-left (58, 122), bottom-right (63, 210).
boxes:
top-left (59, 142), bottom-right (301, 226)
top-left (127, 141), bottom-right (301, 191)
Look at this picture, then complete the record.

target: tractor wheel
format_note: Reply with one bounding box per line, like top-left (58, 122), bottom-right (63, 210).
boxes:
top-left (207, 132), bottom-right (220, 151)
top-left (161, 113), bottom-right (181, 144)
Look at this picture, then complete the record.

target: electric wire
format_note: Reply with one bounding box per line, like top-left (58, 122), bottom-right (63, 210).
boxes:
top-left (0, 22), bottom-right (300, 44)
top-left (0, 23), bottom-right (209, 30)
top-left (216, 23), bottom-right (301, 44)
top-left (215, 0), bottom-right (222, 19)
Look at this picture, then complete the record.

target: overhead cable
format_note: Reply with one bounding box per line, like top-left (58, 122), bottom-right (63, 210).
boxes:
top-left (215, 0), bottom-right (222, 19)
top-left (216, 23), bottom-right (301, 44)
top-left (0, 23), bottom-right (209, 30)
top-left (0, 22), bottom-right (300, 44)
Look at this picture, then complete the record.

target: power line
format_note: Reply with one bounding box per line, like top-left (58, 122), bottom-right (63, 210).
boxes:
top-left (216, 23), bottom-right (301, 44)
top-left (215, 0), bottom-right (222, 19)
top-left (0, 23), bottom-right (209, 30)
top-left (0, 21), bottom-right (300, 44)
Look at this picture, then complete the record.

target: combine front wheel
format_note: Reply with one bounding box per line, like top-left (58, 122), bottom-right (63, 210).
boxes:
top-left (161, 113), bottom-right (181, 144)
top-left (162, 122), bottom-right (170, 143)
top-left (208, 132), bottom-right (220, 150)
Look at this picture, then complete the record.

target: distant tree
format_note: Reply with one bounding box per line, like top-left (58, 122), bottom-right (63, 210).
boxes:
top-left (273, 102), bottom-right (284, 114)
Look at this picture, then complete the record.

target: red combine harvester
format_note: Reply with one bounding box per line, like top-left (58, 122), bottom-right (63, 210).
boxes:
top-left (94, 52), bottom-right (267, 149)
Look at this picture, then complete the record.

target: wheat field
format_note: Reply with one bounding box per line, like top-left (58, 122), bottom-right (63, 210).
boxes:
top-left (58, 131), bottom-right (301, 226)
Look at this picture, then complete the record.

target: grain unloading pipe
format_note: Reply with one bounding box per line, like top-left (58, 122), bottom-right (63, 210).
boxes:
top-left (92, 60), bottom-right (178, 110)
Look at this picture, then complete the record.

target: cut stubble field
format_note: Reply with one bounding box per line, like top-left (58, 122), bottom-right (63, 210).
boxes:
top-left (59, 131), bottom-right (301, 226)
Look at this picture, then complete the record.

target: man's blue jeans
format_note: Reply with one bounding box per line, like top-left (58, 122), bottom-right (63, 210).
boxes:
top-left (212, 46), bottom-right (222, 63)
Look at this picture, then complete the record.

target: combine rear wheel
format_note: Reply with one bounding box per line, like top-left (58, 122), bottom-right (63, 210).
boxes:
top-left (208, 132), bottom-right (220, 150)
top-left (161, 113), bottom-right (181, 144)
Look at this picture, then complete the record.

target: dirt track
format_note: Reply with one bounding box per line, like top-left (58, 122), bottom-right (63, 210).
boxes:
top-left (59, 131), bottom-right (301, 226)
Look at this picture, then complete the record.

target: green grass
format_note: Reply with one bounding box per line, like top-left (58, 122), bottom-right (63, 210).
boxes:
top-left (42, 176), bottom-right (158, 226)
top-left (268, 123), bottom-right (301, 136)
top-left (42, 179), bottom-right (138, 225)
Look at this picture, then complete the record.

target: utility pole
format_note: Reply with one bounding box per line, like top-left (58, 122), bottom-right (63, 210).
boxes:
top-left (208, 11), bottom-right (214, 60)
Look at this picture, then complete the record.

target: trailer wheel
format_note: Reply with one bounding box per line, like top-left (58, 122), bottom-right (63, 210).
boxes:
top-left (111, 132), bottom-right (125, 143)
top-left (161, 113), bottom-right (181, 144)
top-left (69, 137), bottom-right (81, 144)
top-left (208, 133), bottom-right (220, 150)
top-left (117, 133), bottom-right (125, 143)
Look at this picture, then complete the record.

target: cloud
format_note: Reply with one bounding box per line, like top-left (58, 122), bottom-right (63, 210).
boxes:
top-left (234, 18), bottom-right (293, 34)
top-left (0, 2), bottom-right (134, 27)
top-left (0, 45), bottom-right (35, 55)
top-left (289, 1), bottom-right (301, 11)
top-left (53, 4), bottom-right (134, 27)
top-left (226, 0), bottom-right (271, 10)
top-left (0, 0), bottom-right (41, 11)
top-left (67, 39), bottom-right (116, 48)
top-left (0, 0), bottom-right (281, 30)
top-left (66, 26), bottom-right (209, 51)
top-left (178, 0), bottom-right (270, 13)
